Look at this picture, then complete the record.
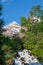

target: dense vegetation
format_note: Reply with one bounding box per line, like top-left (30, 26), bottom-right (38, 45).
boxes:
top-left (0, 4), bottom-right (6, 65)
top-left (0, 4), bottom-right (43, 65)
top-left (20, 5), bottom-right (43, 62)
top-left (0, 4), bottom-right (24, 65)
top-left (0, 5), bottom-right (23, 65)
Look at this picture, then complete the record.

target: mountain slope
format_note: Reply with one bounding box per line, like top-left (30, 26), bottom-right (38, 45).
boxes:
top-left (2, 21), bottom-right (21, 37)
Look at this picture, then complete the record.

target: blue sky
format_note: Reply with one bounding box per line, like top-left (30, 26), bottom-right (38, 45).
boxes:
top-left (0, 0), bottom-right (43, 25)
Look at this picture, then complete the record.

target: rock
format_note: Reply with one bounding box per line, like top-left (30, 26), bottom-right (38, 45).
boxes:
top-left (15, 49), bottom-right (42, 65)
top-left (24, 63), bottom-right (29, 65)
top-left (20, 57), bottom-right (25, 62)
top-left (2, 21), bottom-right (21, 38)
top-left (6, 59), bottom-right (15, 65)
top-left (11, 60), bottom-right (15, 65)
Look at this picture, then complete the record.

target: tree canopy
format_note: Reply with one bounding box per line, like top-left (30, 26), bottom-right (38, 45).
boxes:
top-left (21, 5), bottom-right (43, 63)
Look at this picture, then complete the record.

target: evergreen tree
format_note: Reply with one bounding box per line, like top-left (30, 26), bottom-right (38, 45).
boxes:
top-left (0, 4), bottom-right (6, 65)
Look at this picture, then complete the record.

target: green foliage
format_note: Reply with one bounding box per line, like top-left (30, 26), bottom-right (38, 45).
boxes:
top-left (1, 36), bottom-right (24, 60)
top-left (32, 39), bottom-right (43, 62)
top-left (23, 32), bottom-right (37, 50)
top-left (0, 4), bottom-right (43, 64)
top-left (10, 37), bottom-right (23, 50)
top-left (32, 22), bottom-right (43, 34)
top-left (0, 4), bottom-right (6, 65)
top-left (4, 54), bottom-right (13, 60)
top-left (21, 17), bottom-right (28, 26)
top-left (0, 4), bottom-right (2, 16)
top-left (21, 5), bottom-right (43, 63)
top-left (30, 5), bottom-right (42, 17)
